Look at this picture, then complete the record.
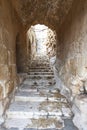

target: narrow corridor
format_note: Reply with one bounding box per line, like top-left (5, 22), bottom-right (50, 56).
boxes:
top-left (0, 1), bottom-right (87, 130)
top-left (3, 56), bottom-right (78, 130)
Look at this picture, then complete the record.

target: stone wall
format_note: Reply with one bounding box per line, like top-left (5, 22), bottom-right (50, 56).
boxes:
top-left (10, 0), bottom-right (74, 73)
top-left (16, 30), bottom-right (27, 73)
top-left (27, 26), bottom-right (37, 61)
top-left (0, 0), bottom-right (23, 124)
top-left (0, 0), bottom-right (87, 129)
top-left (46, 29), bottom-right (56, 58)
top-left (16, 26), bottom-right (37, 73)
top-left (10, 0), bottom-right (73, 31)
top-left (55, 0), bottom-right (87, 129)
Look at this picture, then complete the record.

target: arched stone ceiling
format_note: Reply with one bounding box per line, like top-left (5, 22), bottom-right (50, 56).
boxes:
top-left (10, 0), bottom-right (74, 30)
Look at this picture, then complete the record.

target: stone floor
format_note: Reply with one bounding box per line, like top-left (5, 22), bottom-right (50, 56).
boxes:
top-left (1, 119), bottom-right (78, 130)
top-left (2, 56), bottom-right (78, 130)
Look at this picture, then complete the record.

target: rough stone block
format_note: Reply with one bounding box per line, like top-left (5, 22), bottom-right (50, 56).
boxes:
top-left (0, 65), bottom-right (10, 80)
top-left (0, 85), bottom-right (3, 99)
top-left (5, 80), bottom-right (14, 97)
top-left (73, 95), bottom-right (87, 130)
top-left (0, 45), bottom-right (8, 64)
top-left (8, 51), bottom-right (16, 65)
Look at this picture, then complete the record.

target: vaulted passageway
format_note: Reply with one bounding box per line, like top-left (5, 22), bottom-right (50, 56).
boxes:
top-left (0, 0), bottom-right (87, 130)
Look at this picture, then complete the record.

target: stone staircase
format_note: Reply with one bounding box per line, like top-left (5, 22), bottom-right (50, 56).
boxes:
top-left (3, 56), bottom-right (78, 130)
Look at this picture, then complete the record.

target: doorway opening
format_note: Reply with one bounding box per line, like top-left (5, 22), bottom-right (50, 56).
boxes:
top-left (26, 24), bottom-right (57, 60)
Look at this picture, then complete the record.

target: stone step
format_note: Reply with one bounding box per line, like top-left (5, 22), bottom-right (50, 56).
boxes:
top-left (4, 116), bottom-right (64, 129)
top-left (27, 75), bottom-right (54, 79)
top-left (6, 101), bottom-right (63, 119)
top-left (15, 90), bottom-right (65, 102)
top-left (29, 69), bottom-right (53, 73)
top-left (15, 91), bottom-right (47, 102)
top-left (33, 58), bottom-right (49, 60)
top-left (33, 57), bottom-right (49, 59)
top-left (31, 61), bottom-right (50, 65)
top-left (23, 83), bottom-right (55, 87)
top-left (33, 59), bottom-right (49, 60)
top-left (29, 66), bottom-right (50, 69)
top-left (19, 87), bottom-right (38, 92)
top-left (19, 84), bottom-right (57, 93)
top-left (29, 67), bottom-right (52, 69)
top-left (23, 79), bottom-right (55, 86)
top-left (31, 61), bottom-right (49, 64)
top-left (30, 63), bottom-right (50, 66)
top-left (28, 72), bottom-right (54, 75)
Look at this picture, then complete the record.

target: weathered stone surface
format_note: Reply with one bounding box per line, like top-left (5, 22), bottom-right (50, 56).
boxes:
top-left (72, 95), bottom-right (87, 130)
top-left (3, 56), bottom-right (73, 130)
top-left (0, 0), bottom-right (87, 130)
top-left (27, 26), bottom-right (37, 60)
top-left (0, 0), bottom-right (23, 121)
top-left (5, 81), bottom-right (14, 96)
top-left (10, 0), bottom-right (73, 29)
top-left (0, 45), bottom-right (8, 64)
top-left (46, 29), bottom-right (56, 58)
top-left (8, 51), bottom-right (16, 65)
top-left (56, 0), bottom-right (87, 99)
top-left (0, 65), bottom-right (10, 81)
top-left (0, 98), bottom-right (9, 125)
top-left (0, 85), bottom-right (3, 99)
top-left (53, 1), bottom-right (87, 129)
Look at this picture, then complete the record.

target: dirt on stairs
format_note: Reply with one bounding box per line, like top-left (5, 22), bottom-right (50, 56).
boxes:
top-left (3, 56), bottom-right (78, 130)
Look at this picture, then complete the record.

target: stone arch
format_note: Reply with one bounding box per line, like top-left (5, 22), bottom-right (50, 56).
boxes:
top-left (21, 23), bottom-right (58, 72)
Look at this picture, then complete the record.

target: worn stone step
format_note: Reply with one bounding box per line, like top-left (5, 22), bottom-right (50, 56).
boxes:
top-left (19, 87), bottom-right (38, 92)
top-left (34, 58), bottom-right (49, 60)
top-left (19, 84), bottom-right (57, 93)
top-left (29, 66), bottom-right (50, 69)
top-left (28, 72), bottom-right (54, 75)
top-left (32, 58), bottom-right (49, 61)
top-left (29, 69), bottom-right (53, 72)
top-left (4, 116), bottom-right (64, 130)
top-left (15, 91), bottom-right (47, 102)
top-left (30, 64), bottom-right (50, 66)
top-left (27, 75), bottom-right (54, 79)
top-left (31, 62), bottom-right (49, 64)
top-left (15, 90), bottom-right (65, 102)
top-left (33, 60), bottom-right (49, 62)
top-left (23, 77), bottom-right (55, 81)
top-left (4, 119), bottom-right (78, 130)
top-left (23, 79), bottom-right (56, 86)
top-left (29, 67), bottom-right (51, 69)
top-left (6, 101), bottom-right (63, 119)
